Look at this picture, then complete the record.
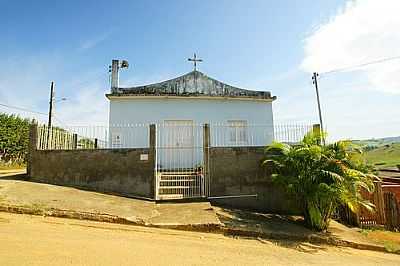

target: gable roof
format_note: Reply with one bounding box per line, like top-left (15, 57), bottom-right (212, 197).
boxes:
top-left (106, 70), bottom-right (276, 100)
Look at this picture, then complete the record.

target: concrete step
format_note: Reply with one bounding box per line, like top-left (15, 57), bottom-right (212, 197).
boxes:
top-left (159, 186), bottom-right (200, 189)
top-left (159, 179), bottom-right (197, 182)
top-left (158, 173), bottom-right (202, 177)
top-left (157, 194), bottom-right (203, 200)
top-left (158, 194), bottom-right (184, 200)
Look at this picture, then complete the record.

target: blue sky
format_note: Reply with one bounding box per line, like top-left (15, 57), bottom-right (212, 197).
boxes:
top-left (1, 0), bottom-right (399, 140)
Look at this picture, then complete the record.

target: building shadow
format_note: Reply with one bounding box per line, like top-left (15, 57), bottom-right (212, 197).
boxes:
top-left (216, 206), bottom-right (339, 253)
top-left (0, 172), bottom-right (27, 180)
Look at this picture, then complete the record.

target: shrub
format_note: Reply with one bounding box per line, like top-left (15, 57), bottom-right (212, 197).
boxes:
top-left (263, 132), bottom-right (376, 231)
top-left (0, 113), bottom-right (31, 163)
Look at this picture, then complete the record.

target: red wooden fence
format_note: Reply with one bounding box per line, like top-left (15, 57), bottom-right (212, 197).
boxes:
top-left (358, 181), bottom-right (385, 226)
top-left (340, 181), bottom-right (400, 231)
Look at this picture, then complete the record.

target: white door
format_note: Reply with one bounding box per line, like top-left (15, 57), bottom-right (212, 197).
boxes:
top-left (158, 120), bottom-right (195, 170)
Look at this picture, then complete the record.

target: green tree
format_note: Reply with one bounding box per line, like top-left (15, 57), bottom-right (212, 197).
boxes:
top-left (263, 132), bottom-right (376, 231)
top-left (78, 138), bottom-right (95, 149)
top-left (0, 113), bottom-right (31, 163)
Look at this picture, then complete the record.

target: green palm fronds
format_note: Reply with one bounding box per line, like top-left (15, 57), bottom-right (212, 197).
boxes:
top-left (263, 131), bottom-right (377, 231)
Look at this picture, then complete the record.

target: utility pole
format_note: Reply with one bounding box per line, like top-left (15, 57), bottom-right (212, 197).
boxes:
top-left (312, 72), bottom-right (325, 145)
top-left (48, 81), bottom-right (55, 129)
top-left (46, 81), bottom-right (55, 148)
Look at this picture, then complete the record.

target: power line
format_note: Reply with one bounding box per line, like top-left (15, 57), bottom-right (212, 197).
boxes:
top-left (0, 102), bottom-right (47, 116)
top-left (0, 102), bottom-right (70, 127)
top-left (0, 71), bottom-right (106, 125)
top-left (53, 115), bottom-right (69, 127)
top-left (320, 55), bottom-right (400, 76)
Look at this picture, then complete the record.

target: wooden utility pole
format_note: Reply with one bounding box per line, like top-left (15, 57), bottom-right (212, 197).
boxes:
top-left (46, 82), bottom-right (55, 148)
top-left (312, 72), bottom-right (325, 145)
top-left (48, 82), bottom-right (55, 129)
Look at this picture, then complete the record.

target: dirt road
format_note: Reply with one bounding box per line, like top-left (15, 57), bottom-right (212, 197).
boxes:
top-left (0, 212), bottom-right (399, 266)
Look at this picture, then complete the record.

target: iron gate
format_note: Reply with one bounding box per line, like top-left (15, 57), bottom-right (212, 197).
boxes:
top-left (155, 121), bottom-right (209, 200)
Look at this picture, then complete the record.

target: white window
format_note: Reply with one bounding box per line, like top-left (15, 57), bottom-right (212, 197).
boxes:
top-left (228, 120), bottom-right (248, 144)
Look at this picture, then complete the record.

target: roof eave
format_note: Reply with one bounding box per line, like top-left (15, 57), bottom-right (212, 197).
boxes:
top-left (105, 93), bottom-right (277, 102)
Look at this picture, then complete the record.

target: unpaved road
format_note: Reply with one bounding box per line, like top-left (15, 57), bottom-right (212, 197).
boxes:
top-left (0, 212), bottom-right (399, 266)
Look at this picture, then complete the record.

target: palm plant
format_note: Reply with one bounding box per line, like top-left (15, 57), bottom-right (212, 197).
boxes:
top-left (264, 132), bottom-right (376, 231)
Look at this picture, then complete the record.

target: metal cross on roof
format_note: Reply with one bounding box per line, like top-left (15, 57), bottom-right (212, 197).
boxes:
top-left (188, 53), bottom-right (203, 71)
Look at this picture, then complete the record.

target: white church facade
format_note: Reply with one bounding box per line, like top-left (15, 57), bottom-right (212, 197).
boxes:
top-left (106, 59), bottom-right (276, 171)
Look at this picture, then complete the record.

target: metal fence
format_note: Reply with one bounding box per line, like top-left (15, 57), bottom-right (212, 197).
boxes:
top-left (36, 123), bottom-right (313, 150)
top-left (211, 123), bottom-right (312, 147)
top-left (36, 126), bottom-right (109, 150)
top-left (36, 124), bottom-right (149, 150)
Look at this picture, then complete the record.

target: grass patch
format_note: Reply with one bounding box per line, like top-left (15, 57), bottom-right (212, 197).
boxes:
top-left (361, 228), bottom-right (400, 252)
top-left (360, 229), bottom-right (370, 237)
top-left (0, 161), bottom-right (26, 171)
top-left (384, 241), bottom-right (400, 253)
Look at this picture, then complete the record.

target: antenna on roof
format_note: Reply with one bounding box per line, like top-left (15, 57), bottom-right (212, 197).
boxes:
top-left (109, 59), bottom-right (130, 93)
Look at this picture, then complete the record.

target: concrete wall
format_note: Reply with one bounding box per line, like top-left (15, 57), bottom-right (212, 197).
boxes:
top-left (29, 148), bottom-right (155, 199)
top-left (28, 123), bottom-right (297, 213)
top-left (209, 147), bottom-right (299, 214)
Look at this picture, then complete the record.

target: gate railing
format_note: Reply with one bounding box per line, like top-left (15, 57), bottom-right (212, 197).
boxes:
top-left (154, 123), bottom-right (207, 200)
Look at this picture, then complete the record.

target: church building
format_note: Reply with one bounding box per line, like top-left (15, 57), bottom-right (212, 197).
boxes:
top-left (106, 57), bottom-right (276, 180)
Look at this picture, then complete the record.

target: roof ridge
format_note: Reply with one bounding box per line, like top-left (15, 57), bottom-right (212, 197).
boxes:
top-left (121, 70), bottom-right (205, 90)
top-left (113, 71), bottom-right (275, 100)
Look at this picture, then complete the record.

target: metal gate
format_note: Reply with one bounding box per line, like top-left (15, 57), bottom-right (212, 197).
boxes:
top-left (155, 121), bottom-right (208, 200)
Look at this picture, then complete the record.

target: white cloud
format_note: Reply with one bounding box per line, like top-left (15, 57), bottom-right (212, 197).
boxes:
top-left (0, 54), bottom-right (109, 126)
top-left (79, 31), bottom-right (112, 51)
top-left (301, 0), bottom-right (400, 94)
top-left (55, 84), bottom-right (108, 126)
top-left (0, 55), bottom-right (60, 123)
top-left (120, 72), bottom-right (177, 88)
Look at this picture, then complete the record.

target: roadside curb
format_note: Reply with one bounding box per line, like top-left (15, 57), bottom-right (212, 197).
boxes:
top-left (221, 227), bottom-right (394, 254)
top-left (0, 204), bottom-right (222, 233)
top-left (0, 204), bottom-right (395, 255)
top-left (0, 205), bottom-right (146, 226)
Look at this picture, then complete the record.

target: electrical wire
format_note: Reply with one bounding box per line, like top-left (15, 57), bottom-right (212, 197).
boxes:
top-left (0, 102), bottom-right (47, 116)
top-left (0, 70), bottom-right (106, 121)
top-left (319, 55), bottom-right (400, 76)
top-left (53, 116), bottom-right (69, 127)
top-left (0, 102), bottom-right (71, 128)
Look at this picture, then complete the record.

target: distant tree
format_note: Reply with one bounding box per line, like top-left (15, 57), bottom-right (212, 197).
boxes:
top-left (0, 113), bottom-right (31, 163)
top-left (78, 138), bottom-right (95, 149)
top-left (364, 145), bottom-right (378, 152)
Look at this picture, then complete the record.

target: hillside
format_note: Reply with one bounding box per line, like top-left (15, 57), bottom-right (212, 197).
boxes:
top-left (353, 136), bottom-right (400, 149)
top-left (364, 143), bottom-right (400, 169)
